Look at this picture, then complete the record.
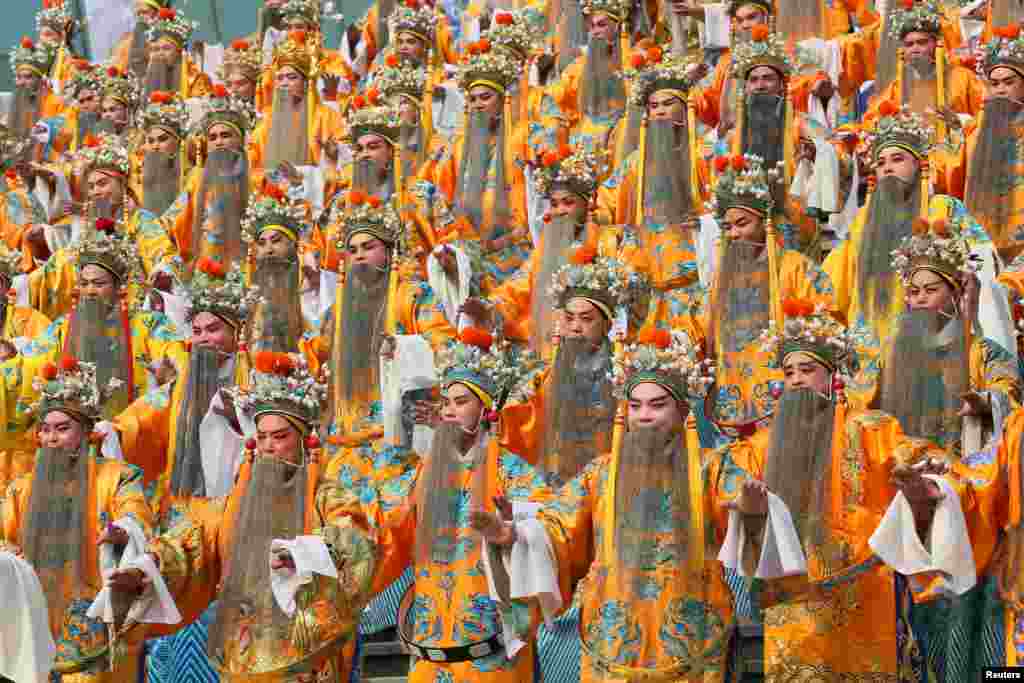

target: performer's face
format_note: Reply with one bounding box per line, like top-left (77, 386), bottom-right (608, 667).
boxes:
top-left (901, 31), bottom-right (937, 63)
top-left (86, 171), bottom-right (125, 207)
top-left (723, 207), bottom-right (766, 244)
top-left (275, 66), bottom-right (306, 101)
top-left (732, 4), bottom-right (768, 32)
top-left (467, 85), bottom-right (502, 118)
top-left (397, 97), bottom-right (420, 125)
top-left (256, 414), bottom-right (302, 464)
top-left (746, 66), bottom-right (783, 96)
top-left (587, 13), bottom-right (618, 43)
top-left (206, 123), bottom-right (243, 153)
top-left (77, 88), bottom-right (100, 114)
top-left (628, 382), bottom-right (682, 431)
top-left (548, 189), bottom-right (588, 222)
top-left (225, 70), bottom-right (256, 101)
top-left (144, 126), bottom-right (178, 155)
top-left (347, 232), bottom-right (389, 269)
top-left (355, 133), bottom-right (392, 170)
top-left (39, 411), bottom-right (85, 451)
top-left (782, 352), bottom-right (830, 394)
top-left (38, 25), bottom-right (65, 48)
top-left (875, 146), bottom-right (919, 183)
top-left (397, 32), bottom-right (426, 61)
top-left (79, 264), bottom-right (117, 301)
top-left (906, 269), bottom-right (956, 313)
top-left (191, 311), bottom-right (237, 355)
top-left (101, 97), bottom-right (130, 129)
top-left (255, 230), bottom-right (294, 260)
top-left (988, 66), bottom-right (1024, 103)
top-left (282, 16), bottom-right (315, 31)
top-left (563, 298), bottom-right (609, 345)
top-left (647, 91), bottom-right (685, 123)
top-left (14, 68), bottom-right (42, 93)
top-left (440, 382), bottom-right (485, 430)
top-left (135, 2), bottom-right (158, 21)
top-left (149, 38), bottom-right (181, 65)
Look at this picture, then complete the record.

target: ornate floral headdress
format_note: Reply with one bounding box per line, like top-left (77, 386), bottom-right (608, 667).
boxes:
top-left (891, 217), bottom-right (980, 288)
top-left (36, 0), bottom-right (78, 35)
top-left (72, 219), bottom-right (144, 285)
top-left (78, 132), bottom-right (131, 178)
top-left (982, 24), bottom-right (1024, 78)
top-left (195, 84), bottom-right (256, 137)
top-left (388, 0), bottom-right (438, 45)
top-left (9, 37), bottom-right (54, 78)
top-left (533, 144), bottom-right (603, 199)
top-left (67, 61), bottom-right (102, 98)
top-left (860, 104), bottom-right (933, 162)
top-left (188, 258), bottom-right (262, 329)
top-left (139, 91), bottom-right (189, 139)
top-left (335, 191), bottom-right (403, 247)
top-left (708, 153), bottom-right (783, 219)
top-left (230, 352), bottom-right (326, 430)
top-left (482, 9), bottom-right (542, 62)
top-left (344, 92), bottom-right (401, 145)
top-left (273, 30), bottom-right (319, 78)
top-left (611, 328), bottom-right (714, 402)
top-left (886, 0), bottom-right (942, 39)
top-left (457, 39), bottom-right (524, 95)
top-left (626, 46), bottom-right (698, 107)
top-left (99, 64), bottom-right (139, 110)
top-left (146, 7), bottom-right (198, 48)
top-left (731, 26), bottom-right (793, 79)
top-left (548, 253), bottom-right (643, 321)
top-left (241, 185), bottom-right (307, 244)
top-left (375, 56), bottom-right (429, 103)
top-left (758, 299), bottom-right (854, 374)
top-left (579, 0), bottom-right (633, 22)
top-left (218, 38), bottom-right (263, 81)
top-left (280, 0), bottom-right (321, 24)
top-left (437, 328), bottom-right (544, 409)
top-left (31, 357), bottom-right (122, 425)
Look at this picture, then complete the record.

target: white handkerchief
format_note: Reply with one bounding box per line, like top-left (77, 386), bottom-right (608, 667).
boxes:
top-left (269, 536), bottom-right (338, 615)
top-left (718, 492), bottom-right (807, 579)
top-left (0, 550), bottom-right (56, 683)
top-left (869, 475), bottom-right (976, 595)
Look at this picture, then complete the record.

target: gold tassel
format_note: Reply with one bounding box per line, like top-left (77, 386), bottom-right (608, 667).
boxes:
top-left (635, 115), bottom-right (648, 226)
top-left (732, 85), bottom-right (744, 157)
top-left (619, 21), bottom-right (630, 74)
top-left (686, 97), bottom-right (701, 206)
top-left (896, 47), bottom-right (904, 105)
top-left (919, 158), bottom-right (930, 221)
top-left (783, 92), bottom-right (794, 185)
top-left (604, 337), bottom-right (626, 564)
top-left (766, 212), bottom-right (783, 334)
top-left (936, 41), bottom-right (947, 141)
top-left (685, 412), bottom-right (704, 578)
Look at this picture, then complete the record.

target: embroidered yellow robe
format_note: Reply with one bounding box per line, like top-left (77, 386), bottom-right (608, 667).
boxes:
top-left (1, 456), bottom-right (154, 681)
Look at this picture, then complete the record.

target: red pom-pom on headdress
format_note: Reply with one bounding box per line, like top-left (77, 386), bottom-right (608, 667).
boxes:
top-left (495, 11), bottom-right (514, 25)
top-left (212, 84), bottom-right (230, 99)
top-left (730, 155), bottom-right (746, 171)
top-left (95, 217), bottom-right (116, 233)
top-left (478, 38), bottom-right (492, 52)
top-left (878, 99), bottom-right (899, 117)
top-left (367, 195), bottom-right (382, 208)
top-left (366, 87), bottom-right (381, 105)
top-left (570, 245), bottom-right (597, 265)
top-left (289, 30), bottom-right (308, 45)
top-left (542, 150), bottom-right (560, 167)
top-left (264, 183), bottom-right (286, 203)
top-left (149, 91), bottom-right (172, 105)
top-left (352, 94), bottom-right (366, 109)
top-left (197, 257), bottom-right (226, 278)
top-left (254, 351), bottom-right (296, 375)
top-left (82, 134), bottom-right (100, 148)
top-left (638, 327), bottom-right (672, 349)
top-left (348, 190), bottom-right (366, 206)
top-left (646, 46), bottom-right (663, 64)
top-left (20, 37), bottom-right (35, 50)
top-left (994, 23), bottom-right (1022, 39)
top-left (60, 356), bottom-right (79, 373)
top-left (107, 66), bottom-right (121, 78)
top-left (714, 156), bottom-right (729, 173)
top-left (781, 297), bottom-right (815, 318)
top-left (158, 7), bottom-right (176, 19)
top-left (231, 39), bottom-right (251, 51)
top-left (459, 326), bottom-right (494, 350)
top-left (750, 24), bottom-right (770, 42)
top-left (386, 53), bottom-right (400, 67)
top-left (41, 362), bottom-right (58, 381)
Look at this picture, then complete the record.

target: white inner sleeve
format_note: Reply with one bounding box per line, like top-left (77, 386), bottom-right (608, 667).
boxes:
top-left (269, 535), bottom-right (337, 615)
top-left (0, 550), bottom-right (57, 683)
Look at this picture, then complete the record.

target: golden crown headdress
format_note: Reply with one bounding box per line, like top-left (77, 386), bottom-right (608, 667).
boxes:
top-left (388, 0), bottom-right (438, 45)
top-left (273, 30), bottom-right (319, 79)
top-left (32, 357), bottom-right (122, 425)
top-left (140, 91), bottom-right (189, 139)
top-left (731, 26), bottom-right (794, 79)
top-left (146, 7), bottom-right (198, 48)
top-left (219, 39), bottom-right (263, 80)
top-left (456, 39), bottom-right (524, 95)
top-left (9, 37), bottom-right (54, 78)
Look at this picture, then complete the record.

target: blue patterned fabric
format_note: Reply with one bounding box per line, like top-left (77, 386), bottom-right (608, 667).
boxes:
top-left (360, 567), bottom-right (415, 635)
top-left (145, 603), bottom-right (219, 683)
top-left (536, 605), bottom-right (581, 683)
